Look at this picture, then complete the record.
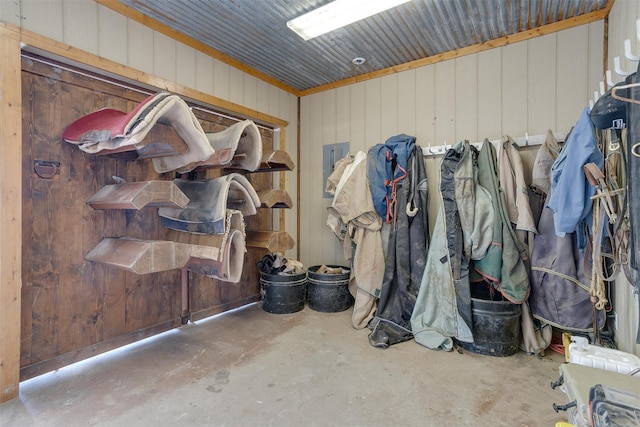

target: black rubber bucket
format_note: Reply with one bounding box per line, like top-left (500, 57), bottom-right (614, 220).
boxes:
top-left (307, 265), bottom-right (353, 313)
top-left (460, 288), bottom-right (522, 357)
top-left (259, 271), bottom-right (307, 314)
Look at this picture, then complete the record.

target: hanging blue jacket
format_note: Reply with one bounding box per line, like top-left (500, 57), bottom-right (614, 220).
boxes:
top-left (367, 134), bottom-right (416, 223)
top-left (547, 108), bottom-right (603, 238)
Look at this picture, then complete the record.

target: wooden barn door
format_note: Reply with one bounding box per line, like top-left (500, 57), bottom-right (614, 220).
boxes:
top-left (20, 55), bottom-right (269, 380)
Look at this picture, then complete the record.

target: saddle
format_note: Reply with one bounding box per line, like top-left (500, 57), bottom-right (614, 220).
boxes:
top-left (63, 92), bottom-right (214, 173)
top-left (63, 93), bottom-right (264, 174)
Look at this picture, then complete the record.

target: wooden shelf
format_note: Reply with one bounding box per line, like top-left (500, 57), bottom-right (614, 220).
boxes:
top-left (258, 150), bottom-right (295, 172)
top-left (87, 181), bottom-right (190, 210)
top-left (225, 150), bottom-right (294, 173)
top-left (257, 189), bottom-right (293, 208)
top-left (245, 230), bottom-right (294, 253)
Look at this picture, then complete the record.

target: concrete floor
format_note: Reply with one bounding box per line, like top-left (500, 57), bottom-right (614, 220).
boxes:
top-left (1, 303), bottom-right (569, 427)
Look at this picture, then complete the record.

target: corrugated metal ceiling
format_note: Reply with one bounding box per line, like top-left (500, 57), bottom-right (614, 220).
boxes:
top-left (116, 0), bottom-right (611, 94)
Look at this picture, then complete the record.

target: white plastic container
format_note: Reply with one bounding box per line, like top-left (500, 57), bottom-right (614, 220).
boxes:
top-left (556, 363), bottom-right (640, 427)
top-left (568, 336), bottom-right (640, 375)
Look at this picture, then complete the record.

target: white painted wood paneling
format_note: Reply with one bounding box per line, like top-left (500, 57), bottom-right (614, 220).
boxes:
top-left (380, 74), bottom-right (399, 139)
top-left (267, 85), bottom-right (281, 119)
top-left (194, 51), bottom-right (214, 95)
top-left (364, 79), bottom-right (382, 144)
top-left (527, 33), bottom-right (557, 134)
top-left (243, 74), bottom-right (258, 111)
top-left (454, 54), bottom-right (478, 142)
top-left (397, 70), bottom-right (416, 139)
top-left (434, 60), bottom-right (456, 145)
top-left (153, 32), bottom-right (176, 83)
top-left (336, 85), bottom-right (350, 143)
top-left (127, 20), bottom-right (153, 74)
top-left (0, 0), bottom-right (22, 26)
top-left (254, 78), bottom-right (269, 115)
top-left (501, 42), bottom-right (528, 137)
top-left (300, 93), bottom-right (326, 266)
top-left (349, 81), bottom-right (366, 151)
top-left (228, 68), bottom-right (244, 106)
top-left (320, 89), bottom-right (339, 265)
top-left (477, 48), bottom-right (502, 140)
top-left (587, 22), bottom-right (605, 94)
top-left (212, 60), bottom-right (231, 101)
top-left (20, 0), bottom-right (63, 41)
top-left (62, 0), bottom-right (98, 54)
top-left (97, 6), bottom-right (128, 65)
top-left (415, 66), bottom-right (436, 146)
top-left (557, 26), bottom-right (589, 132)
top-left (176, 44), bottom-right (196, 90)
top-left (414, 65), bottom-right (440, 232)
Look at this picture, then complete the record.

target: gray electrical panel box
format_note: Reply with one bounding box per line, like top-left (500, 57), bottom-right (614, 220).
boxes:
top-left (322, 142), bottom-right (350, 198)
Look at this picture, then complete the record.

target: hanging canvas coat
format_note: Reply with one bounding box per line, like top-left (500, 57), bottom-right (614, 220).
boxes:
top-left (326, 151), bottom-right (385, 329)
top-left (471, 139), bottom-right (530, 303)
top-left (529, 198), bottom-right (603, 331)
top-left (368, 143), bottom-right (429, 348)
top-left (530, 130), bottom-right (562, 225)
top-left (499, 136), bottom-right (538, 254)
top-left (529, 110), bottom-right (604, 332)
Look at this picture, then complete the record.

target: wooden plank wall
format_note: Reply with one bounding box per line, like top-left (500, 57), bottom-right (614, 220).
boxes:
top-left (0, 0), bottom-right (298, 261)
top-left (299, 22), bottom-right (604, 269)
top-left (19, 55), bottom-right (272, 379)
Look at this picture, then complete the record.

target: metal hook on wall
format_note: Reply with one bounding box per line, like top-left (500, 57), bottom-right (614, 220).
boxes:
top-left (614, 56), bottom-right (634, 76)
top-left (624, 39), bottom-right (639, 62)
top-left (606, 70), bottom-right (615, 88)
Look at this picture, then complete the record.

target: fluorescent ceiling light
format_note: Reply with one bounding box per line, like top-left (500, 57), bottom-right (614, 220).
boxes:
top-left (287, 0), bottom-right (411, 41)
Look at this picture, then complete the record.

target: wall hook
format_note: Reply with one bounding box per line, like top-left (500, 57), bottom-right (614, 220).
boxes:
top-left (637, 19), bottom-right (640, 43)
top-left (599, 81), bottom-right (606, 96)
top-left (624, 39), bottom-right (639, 62)
top-left (614, 56), bottom-right (634, 76)
top-left (429, 145), bottom-right (443, 155)
top-left (606, 70), bottom-right (615, 88)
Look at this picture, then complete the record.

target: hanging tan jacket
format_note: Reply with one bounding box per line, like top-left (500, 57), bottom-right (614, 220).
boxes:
top-left (326, 151), bottom-right (385, 329)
